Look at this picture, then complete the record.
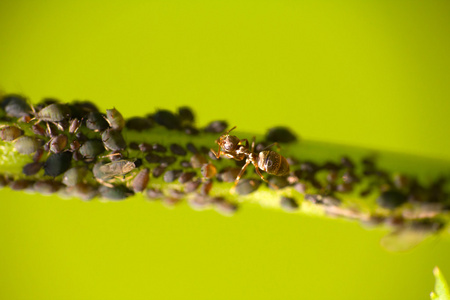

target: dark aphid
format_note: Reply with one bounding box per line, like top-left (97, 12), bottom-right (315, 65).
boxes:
top-left (200, 180), bottom-right (213, 195)
top-left (36, 103), bottom-right (71, 122)
top-left (33, 180), bottom-right (61, 195)
top-left (377, 190), bottom-right (408, 210)
top-left (145, 153), bottom-right (162, 164)
top-left (0, 175), bottom-right (8, 188)
top-left (322, 161), bottom-right (340, 171)
top-left (186, 142), bottom-right (198, 154)
top-left (75, 132), bottom-right (88, 144)
top-left (326, 170), bottom-right (339, 183)
top-left (138, 142), bottom-right (152, 153)
top-left (72, 151), bottom-right (83, 161)
top-left (201, 163), bottom-right (217, 179)
top-left (180, 160), bottom-right (192, 168)
top-left (160, 156), bottom-right (177, 166)
top-left (170, 143), bottom-right (187, 156)
top-left (336, 182), bottom-right (353, 193)
top-left (1, 94), bottom-right (31, 118)
top-left (105, 108), bottom-right (125, 131)
top-left (184, 179), bottom-right (201, 193)
top-left (145, 188), bottom-right (163, 200)
top-left (79, 139), bottom-right (105, 159)
top-left (300, 162), bottom-right (319, 174)
top-left (268, 176), bottom-right (290, 189)
top-left (341, 156), bottom-right (355, 169)
top-left (99, 185), bottom-right (134, 200)
top-left (14, 136), bottom-right (40, 154)
top-left (132, 168), bottom-right (150, 193)
top-left (153, 109), bottom-right (180, 130)
top-left (125, 117), bottom-right (153, 131)
top-left (101, 129), bottom-right (126, 151)
top-left (190, 153), bottom-right (207, 168)
top-left (10, 179), bottom-right (34, 191)
top-left (204, 120), bottom-right (228, 133)
top-left (66, 183), bottom-right (99, 200)
top-left (33, 148), bottom-right (44, 162)
top-left (163, 169), bottom-right (183, 183)
top-left (178, 171), bottom-right (196, 184)
top-left (68, 101), bottom-right (99, 119)
top-left (214, 198), bottom-right (238, 216)
top-left (152, 143), bottom-right (167, 153)
top-left (218, 167), bottom-right (240, 183)
top-left (22, 162), bottom-right (43, 176)
top-left (128, 142), bottom-right (139, 150)
top-left (280, 196), bottom-right (299, 212)
top-left (183, 126), bottom-right (199, 135)
top-left (86, 112), bottom-right (110, 132)
top-left (49, 134), bottom-right (68, 153)
top-left (69, 118), bottom-right (82, 134)
top-left (394, 174), bottom-right (410, 190)
top-left (1, 126), bottom-right (23, 141)
top-left (152, 165), bottom-right (166, 178)
top-left (266, 126), bottom-right (297, 143)
top-left (31, 124), bottom-right (46, 136)
top-left (304, 194), bottom-right (323, 204)
top-left (62, 167), bottom-right (85, 187)
top-left (44, 151), bottom-right (72, 177)
top-left (235, 179), bottom-right (260, 195)
top-left (177, 106), bottom-right (195, 125)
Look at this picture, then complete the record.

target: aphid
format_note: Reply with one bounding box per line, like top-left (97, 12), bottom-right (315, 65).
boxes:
top-left (101, 129), bottom-right (126, 151)
top-left (62, 167), bottom-right (85, 187)
top-left (186, 142), bottom-right (198, 154)
top-left (152, 143), bottom-right (167, 153)
top-left (34, 103), bottom-right (71, 123)
top-left (49, 134), bottom-right (68, 153)
top-left (190, 154), bottom-right (207, 168)
top-left (204, 120), bottom-right (227, 134)
top-left (94, 159), bottom-right (141, 185)
top-left (200, 179), bottom-right (212, 195)
top-left (153, 109), bottom-right (180, 130)
top-left (268, 176), bottom-right (289, 189)
top-left (146, 187), bottom-right (164, 200)
top-left (0, 126), bottom-right (23, 141)
top-left (86, 112), bottom-right (110, 132)
top-left (1, 94), bottom-right (31, 118)
top-left (184, 179), bottom-right (201, 192)
top-left (31, 124), bottom-right (46, 136)
top-left (177, 106), bottom-right (195, 126)
top-left (211, 126), bottom-right (290, 189)
top-left (152, 165), bottom-right (166, 178)
top-left (68, 101), bottom-right (99, 119)
top-left (280, 196), bottom-right (299, 212)
top-left (145, 153), bottom-right (162, 164)
top-left (44, 151), bottom-right (72, 177)
top-left (163, 169), bottom-right (182, 183)
top-left (218, 167), bottom-right (240, 183)
top-left (33, 180), bottom-right (61, 195)
top-left (160, 156), bottom-right (177, 166)
top-left (377, 190), bottom-right (407, 210)
top-left (99, 185), bottom-right (134, 200)
top-left (10, 179), bottom-right (34, 191)
top-left (180, 160), bottom-right (192, 168)
top-left (79, 139), bottom-right (105, 159)
top-left (14, 136), bottom-right (40, 154)
top-left (33, 148), bottom-right (45, 162)
top-left (65, 183), bottom-right (98, 201)
top-left (22, 162), bottom-right (44, 176)
top-left (138, 142), bottom-right (152, 153)
top-left (178, 171), bottom-right (196, 184)
top-left (105, 108), bottom-right (125, 131)
top-left (69, 118), bottom-right (82, 134)
top-left (125, 117), bottom-right (153, 131)
top-left (170, 143), bottom-right (187, 156)
top-left (183, 126), bottom-right (199, 135)
top-left (235, 179), bottom-right (260, 195)
top-left (214, 198), bottom-right (238, 216)
top-left (265, 126), bottom-right (297, 143)
top-left (201, 163), bottom-right (217, 179)
top-left (132, 168), bottom-right (150, 192)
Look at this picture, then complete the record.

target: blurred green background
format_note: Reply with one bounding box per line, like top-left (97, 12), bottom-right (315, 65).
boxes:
top-left (1, 1), bottom-right (450, 299)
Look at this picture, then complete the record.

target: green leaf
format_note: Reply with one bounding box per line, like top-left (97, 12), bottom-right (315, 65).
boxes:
top-left (431, 267), bottom-right (450, 300)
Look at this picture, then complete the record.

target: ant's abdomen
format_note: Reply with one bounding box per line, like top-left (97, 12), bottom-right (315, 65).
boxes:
top-left (257, 151), bottom-right (290, 176)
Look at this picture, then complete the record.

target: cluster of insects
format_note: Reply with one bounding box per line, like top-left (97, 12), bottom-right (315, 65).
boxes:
top-left (0, 93), bottom-right (449, 249)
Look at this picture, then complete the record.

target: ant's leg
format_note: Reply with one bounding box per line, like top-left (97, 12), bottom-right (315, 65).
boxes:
top-left (251, 137), bottom-right (256, 152)
top-left (210, 147), bottom-right (221, 159)
top-left (231, 159), bottom-right (251, 192)
top-left (239, 139), bottom-right (249, 148)
top-left (251, 158), bottom-right (279, 189)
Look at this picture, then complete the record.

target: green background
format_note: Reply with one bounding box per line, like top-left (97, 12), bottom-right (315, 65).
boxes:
top-left (1, 1), bottom-right (450, 299)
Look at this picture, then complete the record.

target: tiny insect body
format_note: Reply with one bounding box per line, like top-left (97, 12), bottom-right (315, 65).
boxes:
top-left (211, 126), bottom-right (290, 189)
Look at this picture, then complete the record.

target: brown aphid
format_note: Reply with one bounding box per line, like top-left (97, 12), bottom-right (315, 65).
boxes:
top-left (179, 171), bottom-right (196, 184)
top-left (49, 134), bottom-right (68, 153)
top-left (33, 148), bottom-right (44, 162)
top-left (214, 198), bottom-right (238, 216)
top-left (218, 167), bottom-right (241, 183)
top-left (200, 179), bottom-right (213, 195)
top-left (146, 188), bottom-right (163, 200)
top-left (69, 118), bottom-right (82, 134)
top-left (152, 165), bottom-right (166, 178)
top-left (1, 126), bottom-right (23, 141)
top-left (211, 126), bottom-right (290, 189)
top-left (31, 124), bottom-right (46, 136)
top-left (22, 162), bottom-right (44, 176)
top-left (132, 168), bottom-right (150, 193)
top-left (10, 179), bottom-right (34, 191)
top-left (190, 153), bottom-right (207, 168)
top-left (184, 179), bottom-right (201, 193)
top-left (201, 163), bottom-right (217, 179)
top-left (14, 136), bottom-right (40, 154)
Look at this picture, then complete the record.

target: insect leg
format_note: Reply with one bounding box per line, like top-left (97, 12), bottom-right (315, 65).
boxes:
top-left (251, 157), bottom-right (279, 189)
top-left (231, 159), bottom-right (252, 192)
top-left (262, 142), bottom-right (280, 151)
top-left (210, 147), bottom-right (221, 159)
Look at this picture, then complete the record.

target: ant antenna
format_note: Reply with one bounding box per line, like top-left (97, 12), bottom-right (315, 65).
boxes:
top-left (226, 126), bottom-right (237, 135)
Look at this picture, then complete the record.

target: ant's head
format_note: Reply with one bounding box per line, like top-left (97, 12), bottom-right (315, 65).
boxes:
top-left (215, 126), bottom-right (240, 152)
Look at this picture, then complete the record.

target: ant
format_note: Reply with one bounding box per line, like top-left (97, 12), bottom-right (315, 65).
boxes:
top-left (211, 126), bottom-right (290, 190)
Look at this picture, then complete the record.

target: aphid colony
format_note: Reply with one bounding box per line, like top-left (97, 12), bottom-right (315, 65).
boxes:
top-left (0, 93), bottom-right (449, 244)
